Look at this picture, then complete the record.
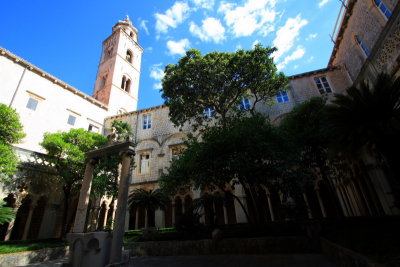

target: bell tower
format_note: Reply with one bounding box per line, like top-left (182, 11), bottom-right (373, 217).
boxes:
top-left (93, 16), bottom-right (143, 114)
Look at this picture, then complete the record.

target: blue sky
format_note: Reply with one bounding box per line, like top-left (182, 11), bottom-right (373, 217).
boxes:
top-left (1, 0), bottom-right (341, 110)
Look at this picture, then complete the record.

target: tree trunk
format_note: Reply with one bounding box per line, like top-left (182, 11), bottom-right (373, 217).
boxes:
top-left (60, 185), bottom-right (71, 237)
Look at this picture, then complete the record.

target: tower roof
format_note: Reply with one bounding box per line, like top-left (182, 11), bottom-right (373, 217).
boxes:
top-left (112, 15), bottom-right (138, 34)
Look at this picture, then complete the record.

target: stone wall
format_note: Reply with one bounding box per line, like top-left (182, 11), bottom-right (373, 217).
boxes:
top-left (125, 236), bottom-right (316, 256)
top-left (0, 246), bottom-right (68, 267)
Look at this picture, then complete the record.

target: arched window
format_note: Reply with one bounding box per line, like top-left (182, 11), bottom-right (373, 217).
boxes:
top-left (121, 75), bottom-right (131, 92)
top-left (126, 50), bottom-right (133, 63)
top-left (121, 76), bottom-right (126, 89)
top-left (130, 32), bottom-right (134, 38)
top-left (125, 79), bottom-right (131, 92)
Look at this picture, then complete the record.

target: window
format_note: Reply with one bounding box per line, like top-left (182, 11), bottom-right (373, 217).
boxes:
top-left (171, 146), bottom-right (185, 159)
top-left (374, 0), bottom-right (392, 19)
top-left (314, 77), bottom-right (332, 94)
top-left (143, 114), bottom-right (151, 129)
top-left (355, 36), bottom-right (371, 56)
top-left (239, 98), bottom-right (251, 110)
top-left (204, 107), bottom-right (214, 118)
top-left (26, 97), bottom-right (38, 111)
top-left (139, 153), bottom-right (150, 174)
top-left (67, 114), bottom-right (76, 126)
top-left (88, 124), bottom-right (99, 133)
top-left (126, 50), bottom-right (133, 63)
top-left (121, 75), bottom-right (131, 92)
top-left (276, 91), bottom-right (289, 103)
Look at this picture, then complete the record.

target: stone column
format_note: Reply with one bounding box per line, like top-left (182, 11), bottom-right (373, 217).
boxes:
top-left (234, 185), bottom-right (248, 223)
top-left (315, 188), bottom-right (327, 218)
top-left (171, 200), bottom-right (176, 225)
top-left (144, 209), bottom-right (148, 228)
top-left (155, 209), bottom-right (164, 228)
top-left (72, 159), bottom-right (96, 233)
top-left (223, 206), bottom-right (228, 225)
top-left (22, 195), bottom-right (39, 240)
top-left (266, 191), bottom-right (275, 222)
top-left (4, 193), bottom-right (25, 241)
top-left (100, 202), bottom-right (110, 230)
top-left (110, 151), bottom-right (134, 263)
top-left (302, 193), bottom-right (313, 219)
top-left (135, 209), bottom-right (139, 229)
top-left (110, 199), bottom-right (117, 229)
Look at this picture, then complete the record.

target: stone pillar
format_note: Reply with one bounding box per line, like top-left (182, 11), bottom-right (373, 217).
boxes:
top-left (223, 206), bottom-right (228, 225)
top-left (4, 193), bottom-right (25, 241)
top-left (302, 193), bottom-right (313, 219)
top-left (110, 199), bottom-right (117, 229)
top-left (266, 192), bottom-right (275, 222)
top-left (135, 209), bottom-right (139, 229)
top-left (155, 209), bottom-right (164, 228)
top-left (171, 200), bottom-right (176, 225)
top-left (72, 159), bottom-right (96, 233)
top-left (144, 209), bottom-right (148, 228)
top-left (109, 151), bottom-right (134, 264)
top-left (234, 185), bottom-right (247, 223)
top-left (22, 195), bottom-right (39, 240)
top-left (315, 188), bottom-right (327, 218)
top-left (100, 202), bottom-right (110, 230)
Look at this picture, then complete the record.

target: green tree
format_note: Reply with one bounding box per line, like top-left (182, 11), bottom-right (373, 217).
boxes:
top-left (0, 104), bottom-right (25, 178)
top-left (111, 120), bottom-right (132, 141)
top-left (325, 73), bottom-right (400, 204)
top-left (326, 73), bottom-right (400, 173)
top-left (40, 128), bottom-right (111, 235)
top-left (0, 200), bottom-right (15, 224)
top-left (279, 97), bottom-right (344, 217)
top-left (160, 114), bottom-right (291, 223)
top-left (161, 45), bottom-right (288, 129)
top-left (128, 189), bottom-right (168, 227)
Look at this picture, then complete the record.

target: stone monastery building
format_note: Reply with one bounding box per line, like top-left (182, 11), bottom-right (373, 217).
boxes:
top-left (0, 0), bottom-right (399, 240)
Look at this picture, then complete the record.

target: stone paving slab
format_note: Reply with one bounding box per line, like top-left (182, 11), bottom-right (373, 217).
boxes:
top-left (129, 254), bottom-right (337, 267)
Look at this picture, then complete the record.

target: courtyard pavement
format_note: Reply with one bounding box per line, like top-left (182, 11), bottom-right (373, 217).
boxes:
top-left (128, 254), bottom-right (336, 267)
top-left (19, 254), bottom-right (336, 266)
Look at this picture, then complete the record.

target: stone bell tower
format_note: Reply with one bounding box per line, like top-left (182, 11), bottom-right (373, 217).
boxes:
top-left (93, 16), bottom-right (143, 115)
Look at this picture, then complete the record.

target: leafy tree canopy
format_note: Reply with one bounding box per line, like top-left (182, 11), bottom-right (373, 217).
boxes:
top-left (0, 200), bottom-right (15, 224)
top-left (161, 45), bottom-right (288, 129)
top-left (325, 73), bottom-right (400, 161)
top-left (160, 114), bottom-right (293, 222)
top-left (111, 120), bottom-right (132, 141)
top-left (0, 104), bottom-right (25, 177)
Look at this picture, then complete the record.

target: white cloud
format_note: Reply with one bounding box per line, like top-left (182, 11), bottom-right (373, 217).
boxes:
top-left (306, 33), bottom-right (317, 41)
top-left (252, 40), bottom-right (261, 48)
top-left (218, 0), bottom-right (277, 37)
top-left (139, 20), bottom-right (150, 35)
top-left (166, 39), bottom-right (191, 55)
top-left (150, 63), bottom-right (165, 90)
top-left (191, 0), bottom-right (215, 9)
top-left (276, 46), bottom-right (305, 70)
top-left (155, 2), bottom-right (190, 35)
top-left (318, 0), bottom-right (329, 8)
top-left (146, 47), bottom-right (153, 52)
top-left (307, 56), bottom-right (314, 63)
top-left (189, 17), bottom-right (226, 43)
top-left (272, 14), bottom-right (308, 61)
top-left (153, 83), bottom-right (162, 90)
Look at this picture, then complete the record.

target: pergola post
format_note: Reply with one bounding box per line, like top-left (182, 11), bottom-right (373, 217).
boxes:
top-left (109, 150), bottom-right (134, 263)
top-left (72, 159), bottom-right (96, 233)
